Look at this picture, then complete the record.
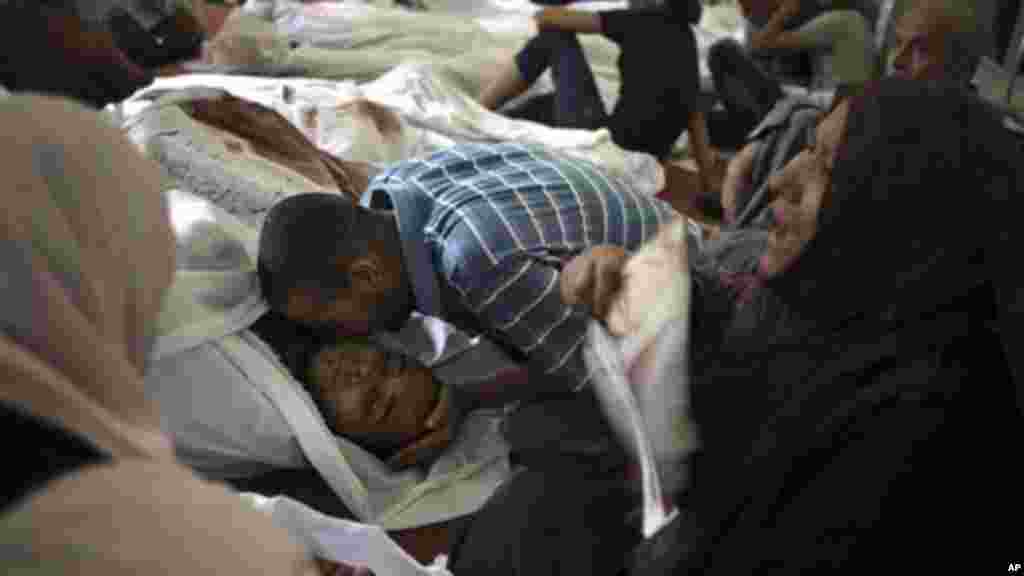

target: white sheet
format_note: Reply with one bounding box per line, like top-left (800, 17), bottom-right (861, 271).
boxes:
top-left (126, 70), bottom-right (665, 212)
top-left (243, 493), bottom-right (454, 576)
top-left (190, 0), bottom-right (746, 156)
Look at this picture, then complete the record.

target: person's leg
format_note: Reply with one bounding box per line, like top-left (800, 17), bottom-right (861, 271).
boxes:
top-left (547, 30), bottom-right (609, 130)
top-left (708, 38), bottom-right (786, 134)
top-left (481, 29), bottom-right (608, 131)
top-left (478, 32), bottom-right (554, 112)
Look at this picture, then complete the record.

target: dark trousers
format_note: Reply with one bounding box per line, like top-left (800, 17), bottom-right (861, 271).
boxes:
top-left (707, 38), bottom-right (787, 137)
top-left (511, 29), bottom-right (609, 131)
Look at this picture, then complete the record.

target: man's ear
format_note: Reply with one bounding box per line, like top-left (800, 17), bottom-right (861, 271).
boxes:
top-left (349, 255), bottom-right (384, 295)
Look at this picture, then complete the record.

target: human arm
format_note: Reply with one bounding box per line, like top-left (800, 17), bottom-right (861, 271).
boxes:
top-left (687, 110), bottom-right (724, 198)
top-left (720, 141), bottom-right (760, 224)
top-left (748, 0), bottom-right (804, 52)
top-left (456, 257), bottom-right (596, 392)
top-left (534, 7), bottom-right (602, 35)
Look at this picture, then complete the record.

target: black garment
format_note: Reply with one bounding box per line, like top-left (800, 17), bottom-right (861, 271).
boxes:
top-left (708, 38), bottom-right (788, 137)
top-left (0, 401), bottom-right (110, 513)
top-left (634, 79), bottom-right (1023, 573)
top-left (995, 0), bottom-right (1023, 66)
top-left (510, 8), bottom-right (701, 159)
top-left (450, 457), bottom-right (636, 576)
top-left (448, 385), bottom-right (638, 576)
top-left (599, 10), bottom-right (700, 159)
top-left (0, 3), bottom-right (153, 108)
top-left (109, 6), bottom-right (204, 69)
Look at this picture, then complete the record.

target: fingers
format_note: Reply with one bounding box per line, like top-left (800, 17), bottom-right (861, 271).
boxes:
top-left (560, 246), bottom-right (629, 321)
top-left (560, 249), bottom-right (597, 306)
top-left (591, 249), bottom-right (628, 321)
top-left (722, 144), bottom-right (759, 223)
top-left (425, 384), bottom-right (450, 430)
top-left (387, 426), bottom-right (453, 469)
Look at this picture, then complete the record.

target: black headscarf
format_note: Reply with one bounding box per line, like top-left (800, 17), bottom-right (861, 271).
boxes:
top-left (676, 78), bottom-right (1023, 571)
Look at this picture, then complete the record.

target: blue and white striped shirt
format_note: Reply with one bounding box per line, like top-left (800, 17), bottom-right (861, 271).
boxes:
top-left (362, 142), bottom-right (677, 390)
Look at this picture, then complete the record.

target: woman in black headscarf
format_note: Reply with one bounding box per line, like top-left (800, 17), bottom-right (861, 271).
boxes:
top-left (562, 76), bottom-right (1022, 571)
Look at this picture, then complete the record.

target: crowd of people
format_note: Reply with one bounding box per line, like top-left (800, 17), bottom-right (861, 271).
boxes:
top-left (1, 0), bottom-right (1021, 574)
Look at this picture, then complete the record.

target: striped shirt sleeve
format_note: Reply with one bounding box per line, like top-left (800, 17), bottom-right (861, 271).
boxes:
top-left (460, 256), bottom-right (594, 391)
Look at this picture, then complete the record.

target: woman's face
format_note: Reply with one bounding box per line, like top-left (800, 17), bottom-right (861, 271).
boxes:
top-left (759, 101), bottom-right (850, 278)
top-left (309, 341), bottom-right (439, 452)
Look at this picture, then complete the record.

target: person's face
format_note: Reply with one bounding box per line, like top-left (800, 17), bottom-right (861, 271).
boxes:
top-left (285, 280), bottom-right (375, 337)
top-left (309, 341), bottom-right (440, 452)
top-left (891, 2), bottom-right (948, 80)
top-left (759, 101), bottom-right (849, 278)
top-left (282, 250), bottom-right (402, 337)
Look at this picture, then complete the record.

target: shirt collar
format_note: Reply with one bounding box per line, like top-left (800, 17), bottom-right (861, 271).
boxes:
top-left (360, 183), bottom-right (444, 318)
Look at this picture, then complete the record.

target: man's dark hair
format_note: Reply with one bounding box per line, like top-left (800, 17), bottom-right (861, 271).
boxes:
top-left (258, 193), bottom-right (373, 314)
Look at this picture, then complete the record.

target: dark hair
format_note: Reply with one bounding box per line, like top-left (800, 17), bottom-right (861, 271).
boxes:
top-left (257, 193), bottom-right (372, 313)
top-left (249, 311), bottom-right (327, 380)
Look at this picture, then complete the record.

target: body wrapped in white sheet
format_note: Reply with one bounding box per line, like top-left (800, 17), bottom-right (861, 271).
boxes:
top-left (147, 189), bottom-right (516, 530)
top-left (189, 0), bottom-right (747, 156)
top-left (125, 72), bottom-right (665, 220)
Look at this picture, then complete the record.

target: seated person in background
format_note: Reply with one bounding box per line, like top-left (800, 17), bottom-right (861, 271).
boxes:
top-left (454, 77), bottom-right (1022, 575)
top-left (708, 0), bottom-right (877, 139)
top-left (257, 142), bottom-right (687, 403)
top-left (478, 0), bottom-right (723, 198)
top-left (718, 0), bottom-right (987, 231)
top-left (0, 0), bottom-right (206, 108)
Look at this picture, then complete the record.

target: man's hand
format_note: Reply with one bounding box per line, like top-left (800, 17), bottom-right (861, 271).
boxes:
top-left (387, 385), bottom-right (459, 469)
top-left (721, 141), bottom-right (760, 224)
top-left (560, 245), bottom-right (630, 323)
top-left (749, 0), bottom-right (802, 51)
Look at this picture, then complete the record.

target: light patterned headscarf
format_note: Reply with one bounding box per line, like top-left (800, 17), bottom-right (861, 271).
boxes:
top-left (0, 95), bottom-right (318, 575)
top-left (0, 94), bottom-right (175, 458)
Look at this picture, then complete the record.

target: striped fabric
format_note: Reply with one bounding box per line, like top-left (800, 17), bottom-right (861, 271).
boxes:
top-left (363, 142), bottom-right (677, 391)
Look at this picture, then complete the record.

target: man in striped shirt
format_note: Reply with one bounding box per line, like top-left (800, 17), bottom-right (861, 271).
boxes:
top-left (257, 141), bottom-right (685, 394)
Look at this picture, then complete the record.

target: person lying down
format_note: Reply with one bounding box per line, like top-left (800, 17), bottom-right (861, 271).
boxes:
top-left (308, 338), bottom-right (456, 470)
top-left (250, 315), bottom-right (461, 470)
top-left (150, 187), bottom-right (515, 528)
